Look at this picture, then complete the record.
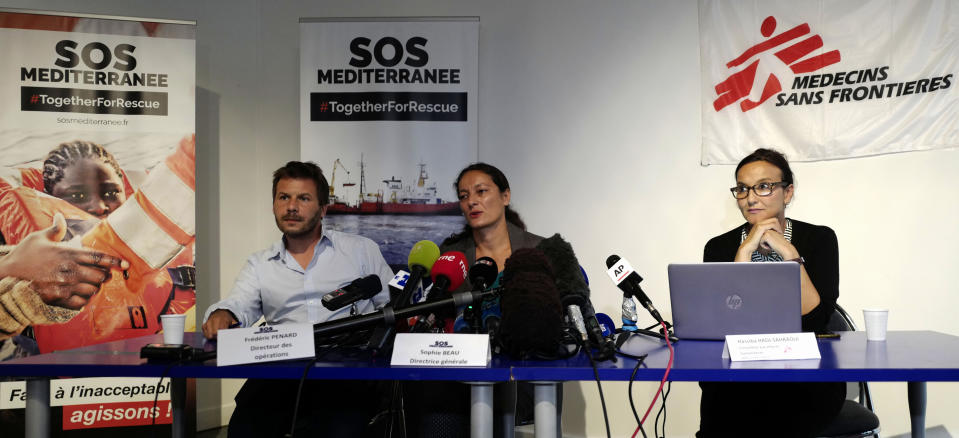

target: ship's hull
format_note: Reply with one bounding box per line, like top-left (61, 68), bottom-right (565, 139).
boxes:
top-left (328, 201), bottom-right (460, 215)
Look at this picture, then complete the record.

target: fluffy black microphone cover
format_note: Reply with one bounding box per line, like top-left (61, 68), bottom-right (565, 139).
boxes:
top-left (499, 248), bottom-right (564, 359)
top-left (537, 233), bottom-right (590, 308)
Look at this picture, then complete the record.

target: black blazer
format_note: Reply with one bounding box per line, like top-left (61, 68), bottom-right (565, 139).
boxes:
top-left (440, 222), bottom-right (544, 293)
top-left (703, 219), bottom-right (839, 332)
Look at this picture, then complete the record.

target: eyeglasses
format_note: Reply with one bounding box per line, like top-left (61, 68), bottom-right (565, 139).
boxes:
top-left (730, 181), bottom-right (790, 199)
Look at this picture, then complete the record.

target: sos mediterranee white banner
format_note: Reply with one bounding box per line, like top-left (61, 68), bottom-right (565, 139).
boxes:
top-left (0, 10), bottom-right (195, 434)
top-left (299, 18), bottom-right (477, 265)
top-left (700, 0), bottom-right (959, 164)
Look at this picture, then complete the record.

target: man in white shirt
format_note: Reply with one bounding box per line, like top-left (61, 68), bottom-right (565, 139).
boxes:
top-left (203, 161), bottom-right (393, 438)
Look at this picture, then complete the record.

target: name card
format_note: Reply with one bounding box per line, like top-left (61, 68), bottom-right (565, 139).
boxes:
top-left (722, 332), bottom-right (820, 362)
top-left (217, 324), bottom-right (315, 366)
top-left (729, 359), bottom-right (822, 369)
top-left (391, 333), bottom-right (490, 367)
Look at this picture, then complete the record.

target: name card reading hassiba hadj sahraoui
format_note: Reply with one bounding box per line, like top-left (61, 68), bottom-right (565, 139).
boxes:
top-left (722, 332), bottom-right (821, 362)
top-left (391, 333), bottom-right (491, 367)
top-left (216, 324), bottom-right (315, 366)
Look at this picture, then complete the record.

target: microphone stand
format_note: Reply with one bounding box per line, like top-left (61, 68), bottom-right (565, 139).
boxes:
top-left (315, 289), bottom-right (497, 338)
top-left (350, 288), bottom-right (498, 438)
top-left (615, 320), bottom-right (677, 348)
top-left (616, 321), bottom-right (679, 349)
top-left (365, 317), bottom-right (396, 356)
top-left (366, 281), bottom-right (415, 354)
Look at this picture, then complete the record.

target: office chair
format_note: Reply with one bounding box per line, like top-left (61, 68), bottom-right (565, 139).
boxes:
top-left (817, 304), bottom-right (881, 438)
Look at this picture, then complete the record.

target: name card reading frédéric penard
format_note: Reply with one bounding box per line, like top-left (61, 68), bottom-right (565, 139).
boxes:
top-left (217, 324), bottom-right (315, 366)
top-left (722, 332), bottom-right (821, 362)
top-left (391, 333), bottom-right (491, 367)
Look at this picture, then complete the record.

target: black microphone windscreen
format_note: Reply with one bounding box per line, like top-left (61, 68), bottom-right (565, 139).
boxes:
top-left (502, 248), bottom-right (553, 282)
top-left (499, 248), bottom-right (563, 359)
top-left (537, 234), bottom-right (590, 301)
top-left (560, 292), bottom-right (587, 308)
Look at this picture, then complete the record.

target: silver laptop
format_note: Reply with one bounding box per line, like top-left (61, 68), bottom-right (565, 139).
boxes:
top-left (667, 262), bottom-right (801, 340)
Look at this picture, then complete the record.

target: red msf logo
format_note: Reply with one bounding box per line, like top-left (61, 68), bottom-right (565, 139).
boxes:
top-left (713, 16), bottom-right (841, 112)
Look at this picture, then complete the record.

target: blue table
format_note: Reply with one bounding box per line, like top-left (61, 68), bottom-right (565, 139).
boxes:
top-left (510, 330), bottom-right (959, 438)
top-left (4, 330), bottom-right (958, 438)
top-left (0, 332), bottom-right (512, 438)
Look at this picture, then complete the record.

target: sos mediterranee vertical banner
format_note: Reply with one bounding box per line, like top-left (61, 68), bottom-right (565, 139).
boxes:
top-left (700, 0), bottom-right (959, 164)
top-left (0, 10), bottom-right (196, 434)
top-left (300, 18), bottom-right (477, 265)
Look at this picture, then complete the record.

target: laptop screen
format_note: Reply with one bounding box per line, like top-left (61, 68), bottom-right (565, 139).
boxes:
top-left (667, 262), bottom-right (802, 340)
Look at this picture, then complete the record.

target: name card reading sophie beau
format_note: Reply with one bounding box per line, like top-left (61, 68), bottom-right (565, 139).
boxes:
top-left (391, 333), bottom-right (490, 367)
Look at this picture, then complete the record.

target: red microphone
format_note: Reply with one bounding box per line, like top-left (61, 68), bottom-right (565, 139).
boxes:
top-left (429, 251), bottom-right (468, 298)
top-left (410, 251), bottom-right (467, 333)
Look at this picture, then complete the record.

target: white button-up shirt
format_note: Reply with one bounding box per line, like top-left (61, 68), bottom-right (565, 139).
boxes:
top-left (204, 229), bottom-right (394, 327)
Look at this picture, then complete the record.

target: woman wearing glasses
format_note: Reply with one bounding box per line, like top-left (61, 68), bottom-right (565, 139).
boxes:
top-left (697, 148), bottom-right (845, 438)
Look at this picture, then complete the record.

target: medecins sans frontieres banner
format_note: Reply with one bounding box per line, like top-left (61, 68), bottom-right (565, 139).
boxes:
top-left (700, 0), bottom-right (958, 164)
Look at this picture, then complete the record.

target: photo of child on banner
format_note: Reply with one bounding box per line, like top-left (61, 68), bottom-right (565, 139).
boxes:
top-left (0, 134), bottom-right (196, 357)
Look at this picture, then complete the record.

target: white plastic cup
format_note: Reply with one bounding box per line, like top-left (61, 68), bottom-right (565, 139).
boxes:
top-left (862, 309), bottom-right (889, 342)
top-left (160, 314), bottom-right (187, 344)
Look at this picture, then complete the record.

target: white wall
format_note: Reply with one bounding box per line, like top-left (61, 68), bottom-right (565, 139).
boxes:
top-left (3, 1), bottom-right (957, 436)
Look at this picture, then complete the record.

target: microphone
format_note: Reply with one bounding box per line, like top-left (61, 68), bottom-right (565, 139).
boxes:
top-left (409, 313), bottom-right (437, 333)
top-left (395, 241), bottom-right (440, 310)
top-left (365, 270), bottom-right (412, 354)
top-left (411, 251), bottom-right (468, 332)
top-left (499, 248), bottom-right (564, 359)
top-left (595, 313), bottom-right (616, 337)
top-left (471, 257), bottom-right (501, 332)
top-left (563, 296), bottom-right (589, 342)
top-left (314, 288), bottom-right (499, 338)
top-left (320, 275), bottom-right (382, 311)
top-left (480, 299), bottom-right (502, 354)
top-left (479, 296), bottom-right (501, 335)
top-left (453, 311), bottom-right (475, 333)
top-left (429, 251), bottom-right (468, 297)
top-left (469, 257), bottom-right (498, 290)
top-left (457, 258), bottom-right (498, 334)
top-left (605, 255), bottom-right (665, 326)
top-left (537, 234), bottom-right (614, 360)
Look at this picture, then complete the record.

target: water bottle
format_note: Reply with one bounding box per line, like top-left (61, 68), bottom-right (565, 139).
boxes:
top-left (621, 295), bottom-right (639, 332)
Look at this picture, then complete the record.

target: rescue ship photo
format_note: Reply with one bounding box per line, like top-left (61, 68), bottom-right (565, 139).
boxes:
top-left (327, 154), bottom-right (459, 215)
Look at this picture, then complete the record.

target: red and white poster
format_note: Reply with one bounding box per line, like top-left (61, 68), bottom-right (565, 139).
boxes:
top-left (700, 0), bottom-right (959, 164)
top-left (0, 10), bottom-right (195, 435)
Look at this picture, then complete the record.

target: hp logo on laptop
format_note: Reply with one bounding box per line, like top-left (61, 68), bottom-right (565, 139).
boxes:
top-left (725, 294), bottom-right (743, 310)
